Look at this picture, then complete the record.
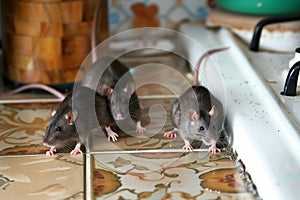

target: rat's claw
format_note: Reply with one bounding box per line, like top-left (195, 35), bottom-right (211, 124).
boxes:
top-left (164, 129), bottom-right (177, 139)
top-left (209, 146), bottom-right (220, 154)
top-left (182, 145), bottom-right (193, 152)
top-left (136, 126), bottom-right (146, 134)
top-left (105, 126), bottom-right (119, 142)
top-left (46, 146), bottom-right (56, 156)
top-left (46, 151), bottom-right (53, 156)
top-left (70, 149), bottom-right (83, 156)
top-left (108, 133), bottom-right (118, 142)
top-left (70, 143), bottom-right (83, 156)
top-left (136, 121), bottom-right (146, 134)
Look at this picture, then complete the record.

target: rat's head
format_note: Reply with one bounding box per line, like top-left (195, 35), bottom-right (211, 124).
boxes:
top-left (188, 110), bottom-right (210, 140)
top-left (43, 109), bottom-right (78, 149)
top-left (103, 82), bottom-right (135, 120)
top-left (188, 105), bottom-right (218, 140)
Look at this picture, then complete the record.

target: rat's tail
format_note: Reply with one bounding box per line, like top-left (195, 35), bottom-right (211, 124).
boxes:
top-left (193, 47), bottom-right (230, 86)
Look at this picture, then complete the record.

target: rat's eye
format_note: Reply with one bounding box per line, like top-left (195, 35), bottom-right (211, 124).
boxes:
top-left (110, 101), bottom-right (115, 106)
top-left (56, 127), bottom-right (62, 132)
top-left (199, 126), bottom-right (205, 131)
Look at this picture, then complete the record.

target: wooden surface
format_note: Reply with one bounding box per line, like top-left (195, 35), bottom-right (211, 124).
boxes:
top-left (1, 0), bottom-right (99, 85)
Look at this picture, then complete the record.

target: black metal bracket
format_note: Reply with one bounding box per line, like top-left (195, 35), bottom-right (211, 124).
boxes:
top-left (281, 60), bottom-right (300, 96)
top-left (250, 14), bottom-right (300, 52)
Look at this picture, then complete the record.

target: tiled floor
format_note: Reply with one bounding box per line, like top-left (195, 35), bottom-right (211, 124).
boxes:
top-left (0, 53), bottom-right (257, 199)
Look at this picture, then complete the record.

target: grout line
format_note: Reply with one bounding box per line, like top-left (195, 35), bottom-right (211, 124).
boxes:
top-left (138, 94), bottom-right (176, 99)
top-left (85, 154), bottom-right (93, 200)
top-left (86, 148), bottom-right (211, 154)
top-left (0, 94), bottom-right (177, 104)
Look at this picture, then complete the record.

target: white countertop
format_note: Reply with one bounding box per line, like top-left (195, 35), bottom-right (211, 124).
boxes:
top-left (180, 22), bottom-right (300, 200)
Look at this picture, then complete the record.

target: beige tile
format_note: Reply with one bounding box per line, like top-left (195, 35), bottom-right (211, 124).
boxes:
top-left (0, 154), bottom-right (84, 200)
top-left (0, 104), bottom-right (52, 155)
top-left (88, 151), bottom-right (255, 199)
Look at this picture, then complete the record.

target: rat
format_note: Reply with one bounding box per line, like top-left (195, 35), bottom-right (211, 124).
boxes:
top-left (43, 86), bottom-right (117, 156)
top-left (164, 47), bottom-right (229, 154)
top-left (81, 57), bottom-right (146, 139)
top-left (43, 58), bottom-right (146, 155)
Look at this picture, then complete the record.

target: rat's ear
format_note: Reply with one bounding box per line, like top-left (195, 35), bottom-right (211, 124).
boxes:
top-left (209, 105), bottom-right (218, 119)
top-left (189, 110), bottom-right (199, 122)
top-left (124, 81), bottom-right (135, 96)
top-left (65, 109), bottom-right (77, 125)
top-left (101, 84), bottom-right (113, 96)
top-left (50, 109), bottom-right (56, 117)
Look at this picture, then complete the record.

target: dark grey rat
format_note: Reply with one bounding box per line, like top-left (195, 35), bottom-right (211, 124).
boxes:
top-left (43, 86), bottom-right (116, 155)
top-left (164, 47), bottom-right (229, 153)
top-left (81, 57), bottom-right (146, 140)
top-left (43, 57), bottom-right (146, 155)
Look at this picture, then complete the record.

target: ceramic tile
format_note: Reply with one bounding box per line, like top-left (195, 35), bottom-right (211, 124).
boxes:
top-left (89, 97), bottom-right (229, 153)
top-left (108, 0), bottom-right (208, 33)
top-left (0, 103), bottom-right (55, 155)
top-left (0, 39), bottom-right (257, 199)
top-left (88, 151), bottom-right (255, 199)
top-left (89, 97), bottom-right (182, 152)
top-left (0, 154), bottom-right (84, 200)
top-left (120, 52), bottom-right (193, 97)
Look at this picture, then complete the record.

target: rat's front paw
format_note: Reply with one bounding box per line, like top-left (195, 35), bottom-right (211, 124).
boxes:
top-left (107, 131), bottom-right (119, 142)
top-left (46, 146), bottom-right (57, 156)
top-left (136, 121), bottom-right (146, 134)
top-left (105, 126), bottom-right (119, 142)
top-left (164, 129), bottom-right (177, 138)
top-left (70, 143), bottom-right (83, 156)
top-left (182, 145), bottom-right (193, 152)
top-left (70, 149), bottom-right (83, 156)
top-left (209, 146), bottom-right (220, 154)
top-left (136, 126), bottom-right (146, 134)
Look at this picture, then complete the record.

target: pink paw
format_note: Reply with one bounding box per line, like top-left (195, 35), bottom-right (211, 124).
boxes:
top-left (182, 145), bottom-right (193, 152)
top-left (70, 143), bottom-right (83, 156)
top-left (136, 126), bottom-right (146, 134)
top-left (108, 131), bottom-right (119, 142)
top-left (106, 126), bottom-right (119, 142)
top-left (136, 121), bottom-right (146, 134)
top-left (46, 146), bottom-right (56, 156)
top-left (70, 149), bottom-right (83, 156)
top-left (209, 146), bottom-right (221, 154)
top-left (164, 129), bottom-right (177, 139)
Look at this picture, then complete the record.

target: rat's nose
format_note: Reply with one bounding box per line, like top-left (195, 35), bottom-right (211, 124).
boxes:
top-left (115, 112), bottom-right (123, 120)
top-left (43, 142), bottom-right (49, 147)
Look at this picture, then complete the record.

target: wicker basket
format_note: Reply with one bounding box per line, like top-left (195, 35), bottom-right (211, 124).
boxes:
top-left (1, 0), bottom-right (97, 87)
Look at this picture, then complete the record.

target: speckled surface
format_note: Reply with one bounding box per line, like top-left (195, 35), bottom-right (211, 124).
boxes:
top-left (180, 23), bottom-right (300, 200)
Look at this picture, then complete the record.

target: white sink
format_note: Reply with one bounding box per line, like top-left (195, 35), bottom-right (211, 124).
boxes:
top-left (180, 23), bottom-right (300, 200)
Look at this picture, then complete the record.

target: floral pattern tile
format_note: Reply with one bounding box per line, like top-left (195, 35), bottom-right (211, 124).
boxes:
top-left (0, 154), bottom-right (84, 200)
top-left (89, 151), bottom-right (255, 199)
top-left (90, 97), bottom-right (186, 152)
top-left (0, 104), bottom-right (53, 155)
top-left (0, 42), bottom-right (257, 199)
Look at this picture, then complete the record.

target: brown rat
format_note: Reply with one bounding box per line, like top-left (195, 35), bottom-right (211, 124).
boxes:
top-left (43, 86), bottom-right (116, 155)
top-left (164, 47), bottom-right (229, 153)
